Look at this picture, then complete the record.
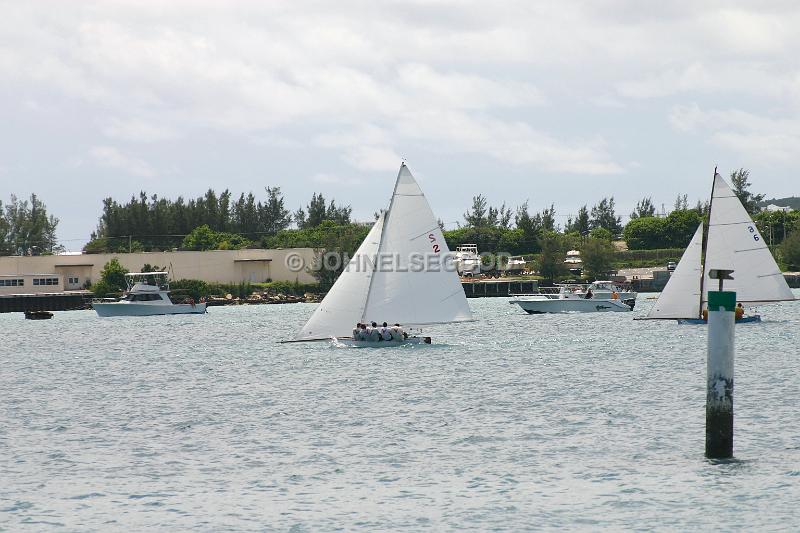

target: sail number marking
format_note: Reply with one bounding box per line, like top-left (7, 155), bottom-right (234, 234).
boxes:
top-left (428, 233), bottom-right (440, 253)
top-left (748, 226), bottom-right (759, 241)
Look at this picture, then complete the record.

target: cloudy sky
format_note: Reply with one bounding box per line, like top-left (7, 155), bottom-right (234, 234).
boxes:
top-left (2, 1), bottom-right (799, 249)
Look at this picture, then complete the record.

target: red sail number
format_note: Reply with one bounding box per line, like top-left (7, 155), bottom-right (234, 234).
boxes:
top-left (428, 233), bottom-right (440, 253)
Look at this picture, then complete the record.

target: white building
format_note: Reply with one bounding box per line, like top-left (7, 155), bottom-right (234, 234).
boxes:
top-left (0, 248), bottom-right (317, 296)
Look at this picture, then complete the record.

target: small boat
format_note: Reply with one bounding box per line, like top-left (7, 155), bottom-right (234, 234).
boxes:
top-left (510, 285), bottom-right (634, 314)
top-left (92, 272), bottom-right (207, 317)
top-left (24, 310), bottom-right (53, 320)
top-left (292, 163), bottom-right (474, 346)
top-left (641, 169), bottom-right (796, 323)
top-left (333, 336), bottom-right (432, 348)
top-left (454, 244), bottom-right (481, 277)
top-left (677, 315), bottom-right (762, 325)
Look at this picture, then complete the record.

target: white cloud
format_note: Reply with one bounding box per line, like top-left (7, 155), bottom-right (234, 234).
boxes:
top-left (88, 146), bottom-right (157, 177)
top-left (669, 104), bottom-right (800, 164)
top-left (311, 173), bottom-right (362, 186)
top-left (103, 118), bottom-right (179, 142)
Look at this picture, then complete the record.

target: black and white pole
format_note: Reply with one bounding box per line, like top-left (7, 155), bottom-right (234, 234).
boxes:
top-left (705, 286), bottom-right (736, 459)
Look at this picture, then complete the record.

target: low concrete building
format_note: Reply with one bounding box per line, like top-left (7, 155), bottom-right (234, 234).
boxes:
top-left (0, 274), bottom-right (63, 296)
top-left (0, 248), bottom-right (317, 294)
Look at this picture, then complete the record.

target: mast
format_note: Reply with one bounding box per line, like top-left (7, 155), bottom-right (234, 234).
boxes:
top-left (698, 166), bottom-right (716, 318)
top-left (360, 164), bottom-right (402, 323)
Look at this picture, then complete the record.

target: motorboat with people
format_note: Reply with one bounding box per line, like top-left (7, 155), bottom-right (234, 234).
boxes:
top-left (639, 169), bottom-right (796, 324)
top-left (510, 283), bottom-right (635, 314)
top-left (92, 272), bottom-right (207, 317)
top-left (290, 163), bottom-right (474, 346)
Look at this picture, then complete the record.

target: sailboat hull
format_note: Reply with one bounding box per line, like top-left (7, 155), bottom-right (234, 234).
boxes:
top-left (333, 336), bottom-right (431, 347)
top-left (677, 315), bottom-right (762, 325)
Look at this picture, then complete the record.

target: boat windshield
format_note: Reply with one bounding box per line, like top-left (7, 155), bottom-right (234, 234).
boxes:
top-left (125, 272), bottom-right (169, 291)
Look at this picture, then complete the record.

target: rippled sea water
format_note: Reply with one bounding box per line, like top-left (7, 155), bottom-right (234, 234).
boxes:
top-left (2, 292), bottom-right (800, 531)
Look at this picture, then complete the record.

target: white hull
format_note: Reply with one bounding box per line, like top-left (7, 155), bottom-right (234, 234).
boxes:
top-left (511, 297), bottom-right (633, 314)
top-left (93, 302), bottom-right (207, 317)
top-left (333, 336), bottom-right (430, 347)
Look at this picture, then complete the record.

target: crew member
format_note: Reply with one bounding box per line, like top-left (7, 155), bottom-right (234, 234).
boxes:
top-left (368, 321), bottom-right (381, 342)
top-left (735, 302), bottom-right (745, 320)
top-left (380, 322), bottom-right (393, 341)
top-left (390, 323), bottom-right (404, 341)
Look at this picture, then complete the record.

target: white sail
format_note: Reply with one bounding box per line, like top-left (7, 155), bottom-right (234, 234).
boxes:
top-left (703, 173), bottom-right (795, 304)
top-left (294, 213), bottom-right (384, 340)
top-left (646, 223), bottom-right (704, 319)
top-left (362, 164), bottom-right (473, 326)
top-left (295, 164), bottom-right (473, 340)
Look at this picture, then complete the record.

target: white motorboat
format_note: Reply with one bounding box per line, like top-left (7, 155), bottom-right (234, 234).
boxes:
top-left (510, 285), bottom-right (634, 314)
top-left (292, 163), bottom-right (474, 346)
top-left (641, 169), bottom-right (796, 323)
top-left (455, 244), bottom-right (481, 276)
top-left (93, 272), bottom-right (207, 317)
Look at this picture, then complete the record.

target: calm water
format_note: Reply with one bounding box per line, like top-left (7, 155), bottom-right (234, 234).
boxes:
top-left (2, 292), bottom-right (800, 531)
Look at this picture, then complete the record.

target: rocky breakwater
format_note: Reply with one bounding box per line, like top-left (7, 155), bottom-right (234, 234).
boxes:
top-left (206, 290), bottom-right (324, 307)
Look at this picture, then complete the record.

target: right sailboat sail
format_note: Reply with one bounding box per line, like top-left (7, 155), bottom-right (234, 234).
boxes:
top-left (703, 172), bottom-right (795, 304)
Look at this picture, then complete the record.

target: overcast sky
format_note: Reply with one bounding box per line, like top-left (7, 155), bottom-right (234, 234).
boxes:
top-left (2, 1), bottom-right (799, 249)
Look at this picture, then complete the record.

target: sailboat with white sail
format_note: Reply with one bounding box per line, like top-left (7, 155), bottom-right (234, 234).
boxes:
top-left (643, 169), bottom-right (796, 323)
top-left (292, 163), bottom-right (473, 345)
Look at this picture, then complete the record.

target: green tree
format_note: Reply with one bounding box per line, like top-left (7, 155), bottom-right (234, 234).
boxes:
top-left (630, 197), bottom-right (656, 219)
top-left (182, 225), bottom-right (218, 251)
top-left (781, 226), bottom-right (800, 270)
top-left (729, 168), bottom-right (764, 215)
top-left (3, 193), bottom-right (60, 255)
top-left (92, 258), bottom-right (129, 297)
top-left (623, 216), bottom-right (667, 250)
top-left (663, 209), bottom-right (702, 248)
top-left (581, 238), bottom-right (615, 279)
top-left (262, 186), bottom-right (292, 234)
top-left (182, 225), bottom-right (250, 251)
top-left (565, 205), bottom-right (590, 236)
top-left (464, 195), bottom-right (489, 227)
top-left (295, 193), bottom-right (352, 229)
top-left (536, 232), bottom-right (566, 283)
top-left (589, 227), bottom-right (613, 241)
top-left (590, 197), bottom-right (621, 235)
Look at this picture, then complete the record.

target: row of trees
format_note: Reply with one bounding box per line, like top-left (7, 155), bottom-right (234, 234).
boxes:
top-left (84, 188), bottom-right (352, 253)
top-left (0, 194), bottom-right (60, 255)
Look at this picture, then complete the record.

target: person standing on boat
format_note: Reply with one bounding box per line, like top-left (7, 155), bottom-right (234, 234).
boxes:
top-left (735, 303), bottom-right (745, 320)
top-left (584, 288), bottom-right (593, 299)
top-left (353, 323), bottom-right (363, 340)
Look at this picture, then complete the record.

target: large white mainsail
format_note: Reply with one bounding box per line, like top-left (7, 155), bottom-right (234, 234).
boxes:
top-left (363, 164), bottom-right (473, 326)
top-left (295, 164), bottom-right (473, 340)
top-left (646, 223), bottom-right (704, 319)
top-left (703, 172), bottom-right (795, 304)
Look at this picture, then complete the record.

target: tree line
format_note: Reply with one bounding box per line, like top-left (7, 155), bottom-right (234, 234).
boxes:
top-left (84, 188), bottom-right (354, 253)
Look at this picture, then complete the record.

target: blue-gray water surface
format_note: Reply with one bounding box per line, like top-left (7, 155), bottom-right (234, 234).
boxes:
top-left (2, 292), bottom-right (800, 531)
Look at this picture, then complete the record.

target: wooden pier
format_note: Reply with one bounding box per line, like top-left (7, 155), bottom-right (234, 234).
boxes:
top-left (461, 279), bottom-right (539, 298)
top-left (0, 292), bottom-right (92, 313)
